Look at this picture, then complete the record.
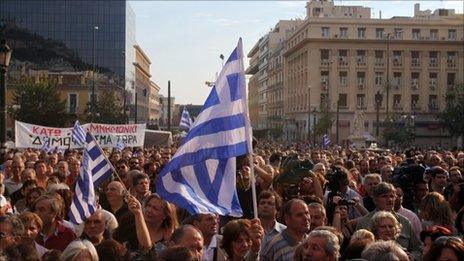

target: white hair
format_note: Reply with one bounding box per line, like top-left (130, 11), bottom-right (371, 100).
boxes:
top-left (307, 230), bottom-right (340, 260)
top-left (48, 183), bottom-right (70, 193)
top-left (61, 239), bottom-right (99, 261)
top-left (362, 240), bottom-right (407, 261)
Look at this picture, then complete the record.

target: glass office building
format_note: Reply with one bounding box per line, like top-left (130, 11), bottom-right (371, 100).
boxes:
top-left (0, 0), bottom-right (136, 87)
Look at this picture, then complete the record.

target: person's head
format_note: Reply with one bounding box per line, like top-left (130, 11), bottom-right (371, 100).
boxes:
top-left (83, 210), bottom-right (106, 243)
top-left (423, 236), bottom-right (464, 261)
top-left (372, 182), bottom-right (396, 211)
top-left (301, 229), bottom-right (340, 261)
top-left (128, 157), bottom-right (141, 170)
top-left (96, 239), bottom-right (128, 261)
top-left (131, 172), bottom-right (150, 195)
top-left (420, 192), bottom-right (454, 227)
top-left (34, 160), bottom-right (48, 176)
top-left (430, 166), bottom-right (449, 188)
top-left (361, 240), bottom-right (409, 261)
top-left (313, 162), bottom-right (326, 175)
top-left (221, 219), bottom-right (253, 260)
top-left (18, 211), bottom-right (42, 240)
top-left (257, 190), bottom-right (281, 220)
top-left (57, 160), bottom-right (69, 174)
top-left (414, 180), bottom-right (428, 201)
top-left (69, 158), bottom-right (81, 174)
top-left (171, 225), bottom-right (203, 260)
top-left (359, 159), bottom-right (370, 173)
top-left (11, 157), bottom-right (25, 177)
top-left (41, 249), bottom-right (63, 261)
top-left (363, 174), bottom-right (382, 196)
top-left (61, 239), bottom-right (99, 261)
top-left (370, 211), bottom-right (402, 241)
top-left (394, 186), bottom-right (404, 211)
top-left (308, 202), bottom-right (327, 231)
top-left (20, 168), bottom-right (36, 182)
top-left (420, 225), bottom-right (453, 256)
top-left (20, 179), bottom-right (38, 196)
top-left (350, 229), bottom-right (375, 245)
top-left (33, 193), bottom-right (63, 225)
top-left (25, 186), bottom-right (46, 210)
top-left (1, 238), bottom-right (40, 261)
top-left (159, 246), bottom-right (199, 261)
top-left (191, 213), bottom-right (218, 240)
top-left (281, 199), bottom-right (311, 235)
top-left (449, 167), bottom-right (462, 184)
top-left (143, 193), bottom-right (178, 233)
top-left (0, 215), bottom-right (25, 250)
top-left (105, 181), bottom-right (125, 202)
top-left (380, 165), bottom-right (394, 183)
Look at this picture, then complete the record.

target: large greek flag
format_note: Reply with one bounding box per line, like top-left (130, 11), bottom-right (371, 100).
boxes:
top-left (322, 134), bottom-right (331, 149)
top-left (179, 106), bottom-right (193, 130)
top-left (68, 123), bottom-right (113, 224)
top-left (156, 39), bottom-right (252, 216)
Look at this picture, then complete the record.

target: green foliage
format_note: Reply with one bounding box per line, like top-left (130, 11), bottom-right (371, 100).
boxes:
top-left (85, 89), bottom-right (126, 124)
top-left (382, 115), bottom-right (415, 147)
top-left (9, 78), bottom-right (69, 127)
top-left (314, 110), bottom-right (333, 137)
top-left (439, 83), bottom-right (464, 144)
top-left (269, 125), bottom-right (283, 139)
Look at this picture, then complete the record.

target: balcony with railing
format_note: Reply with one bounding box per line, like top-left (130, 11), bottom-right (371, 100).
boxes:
top-left (411, 80), bottom-right (420, 90)
top-left (393, 102), bottom-right (403, 111)
top-left (338, 57), bottom-right (349, 67)
top-left (411, 103), bottom-right (421, 111)
top-left (411, 58), bottom-right (421, 68)
top-left (356, 57), bottom-right (367, 67)
top-left (447, 59), bottom-right (456, 68)
top-left (393, 57), bottom-right (403, 67)
top-left (428, 104), bottom-right (439, 112)
top-left (429, 79), bottom-right (437, 90)
top-left (429, 58), bottom-right (439, 68)
top-left (374, 58), bottom-right (384, 67)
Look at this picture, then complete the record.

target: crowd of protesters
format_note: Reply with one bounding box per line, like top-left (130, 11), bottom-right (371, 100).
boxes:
top-left (0, 139), bottom-right (463, 261)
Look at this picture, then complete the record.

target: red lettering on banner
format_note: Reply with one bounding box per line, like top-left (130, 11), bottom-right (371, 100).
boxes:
top-left (34, 127), bottom-right (61, 136)
top-left (89, 124), bottom-right (138, 133)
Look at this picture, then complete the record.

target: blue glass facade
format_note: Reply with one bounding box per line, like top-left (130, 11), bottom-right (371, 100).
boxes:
top-left (0, 0), bottom-right (135, 86)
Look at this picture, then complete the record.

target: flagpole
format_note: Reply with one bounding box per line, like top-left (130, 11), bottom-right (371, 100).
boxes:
top-left (248, 153), bottom-right (258, 219)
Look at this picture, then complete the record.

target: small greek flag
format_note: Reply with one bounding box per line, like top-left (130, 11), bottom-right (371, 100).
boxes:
top-left (69, 126), bottom-right (114, 224)
top-left (41, 137), bottom-right (53, 153)
top-left (322, 134), bottom-right (331, 149)
top-left (179, 106), bottom-right (193, 130)
top-left (73, 121), bottom-right (86, 146)
top-left (156, 39), bottom-right (252, 216)
top-left (115, 142), bottom-right (125, 151)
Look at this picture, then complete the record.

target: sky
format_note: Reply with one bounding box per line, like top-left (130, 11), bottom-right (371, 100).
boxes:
top-left (129, 1), bottom-right (463, 105)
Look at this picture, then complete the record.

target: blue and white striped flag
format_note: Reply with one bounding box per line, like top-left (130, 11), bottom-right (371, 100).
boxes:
top-left (41, 137), bottom-right (53, 153)
top-left (322, 134), bottom-right (331, 149)
top-left (69, 128), bottom-right (114, 224)
top-left (73, 120), bottom-right (86, 146)
top-left (179, 106), bottom-right (193, 130)
top-left (115, 141), bottom-right (125, 151)
top-left (156, 39), bottom-right (252, 217)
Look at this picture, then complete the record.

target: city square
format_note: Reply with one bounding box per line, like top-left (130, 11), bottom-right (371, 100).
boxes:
top-left (0, 1), bottom-right (463, 260)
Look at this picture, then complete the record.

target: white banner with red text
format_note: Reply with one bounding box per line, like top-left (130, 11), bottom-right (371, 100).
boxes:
top-left (15, 120), bottom-right (146, 149)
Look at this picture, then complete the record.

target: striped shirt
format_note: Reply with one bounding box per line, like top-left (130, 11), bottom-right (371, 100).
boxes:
top-left (260, 229), bottom-right (303, 261)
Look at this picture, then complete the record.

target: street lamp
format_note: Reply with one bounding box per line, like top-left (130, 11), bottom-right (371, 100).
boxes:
top-left (307, 85), bottom-right (311, 142)
top-left (91, 25), bottom-right (99, 120)
top-left (384, 30), bottom-right (403, 122)
top-left (375, 91), bottom-right (383, 138)
top-left (312, 107), bottom-right (317, 147)
top-left (0, 39), bottom-right (13, 163)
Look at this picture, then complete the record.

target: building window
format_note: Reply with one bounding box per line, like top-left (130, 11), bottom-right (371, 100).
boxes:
top-left (447, 51), bottom-right (456, 66)
top-left (429, 95), bottom-right (438, 110)
top-left (375, 72), bottom-right (384, 86)
top-left (393, 95), bottom-right (402, 109)
top-left (356, 94), bottom-right (365, 109)
top-left (357, 27), bottom-right (366, 39)
top-left (412, 29), bottom-right (421, 39)
top-left (411, 51), bottom-right (420, 65)
top-left (320, 49), bottom-right (330, 61)
top-left (339, 27), bottom-right (348, 38)
top-left (429, 51), bottom-right (439, 66)
top-left (338, 94), bottom-right (347, 107)
top-left (339, 49), bottom-right (348, 60)
top-left (357, 50), bottom-right (366, 63)
top-left (393, 51), bottom-right (402, 65)
top-left (68, 93), bottom-right (78, 114)
top-left (447, 73), bottom-right (455, 87)
top-left (393, 72), bottom-right (402, 88)
top-left (394, 28), bottom-right (403, 39)
top-left (375, 50), bottom-right (384, 64)
top-left (339, 71), bottom-right (348, 86)
top-left (448, 29), bottom-right (456, 40)
top-left (321, 71), bottom-right (329, 88)
top-left (429, 73), bottom-right (438, 89)
top-left (430, 29), bottom-right (438, 40)
top-left (322, 27), bottom-right (330, 38)
top-left (376, 28), bottom-right (384, 39)
top-left (411, 72), bottom-right (420, 90)
top-left (357, 72), bottom-right (366, 85)
top-left (411, 95), bottom-right (420, 110)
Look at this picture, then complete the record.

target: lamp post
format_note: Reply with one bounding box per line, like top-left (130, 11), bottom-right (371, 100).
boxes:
top-left (375, 91), bottom-right (383, 138)
top-left (0, 40), bottom-right (12, 163)
top-left (312, 107), bottom-right (317, 147)
top-left (307, 85), bottom-right (311, 142)
top-left (336, 100), bottom-right (340, 145)
top-left (91, 26), bottom-right (99, 120)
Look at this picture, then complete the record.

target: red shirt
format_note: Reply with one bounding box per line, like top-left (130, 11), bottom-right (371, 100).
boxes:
top-left (36, 222), bottom-right (76, 251)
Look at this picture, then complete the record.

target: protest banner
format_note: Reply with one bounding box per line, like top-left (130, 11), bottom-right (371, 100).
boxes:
top-left (15, 121), bottom-right (146, 149)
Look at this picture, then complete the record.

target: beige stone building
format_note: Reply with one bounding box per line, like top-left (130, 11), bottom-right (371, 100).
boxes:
top-left (133, 44), bottom-right (152, 123)
top-left (149, 80), bottom-right (161, 124)
top-left (280, 1), bottom-right (463, 146)
top-left (246, 42), bottom-right (259, 129)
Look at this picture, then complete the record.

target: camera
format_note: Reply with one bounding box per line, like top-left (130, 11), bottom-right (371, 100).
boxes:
top-left (337, 198), bottom-right (357, 206)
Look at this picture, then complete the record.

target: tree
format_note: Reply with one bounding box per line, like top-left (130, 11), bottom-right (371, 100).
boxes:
top-left (440, 82), bottom-right (464, 147)
top-left (9, 78), bottom-right (69, 127)
top-left (314, 108), bottom-right (333, 138)
top-left (85, 89), bottom-right (126, 124)
top-left (382, 115), bottom-right (415, 148)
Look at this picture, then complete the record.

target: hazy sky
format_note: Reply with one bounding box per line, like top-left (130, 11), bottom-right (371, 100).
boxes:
top-left (130, 1), bottom-right (463, 105)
